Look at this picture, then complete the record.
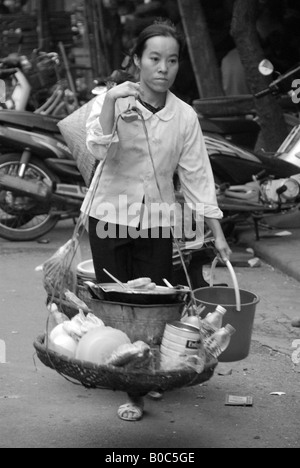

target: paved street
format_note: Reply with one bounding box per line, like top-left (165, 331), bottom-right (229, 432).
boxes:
top-left (0, 221), bottom-right (299, 448)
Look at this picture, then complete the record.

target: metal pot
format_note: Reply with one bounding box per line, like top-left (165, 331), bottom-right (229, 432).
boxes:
top-left (85, 282), bottom-right (190, 306)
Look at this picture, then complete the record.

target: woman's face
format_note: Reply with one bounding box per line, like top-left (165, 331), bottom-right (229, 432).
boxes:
top-left (134, 36), bottom-right (180, 96)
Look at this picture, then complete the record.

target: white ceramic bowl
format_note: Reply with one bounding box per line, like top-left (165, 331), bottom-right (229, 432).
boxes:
top-left (77, 259), bottom-right (96, 280)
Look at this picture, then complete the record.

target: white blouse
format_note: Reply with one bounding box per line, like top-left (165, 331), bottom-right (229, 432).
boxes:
top-left (82, 90), bottom-right (222, 233)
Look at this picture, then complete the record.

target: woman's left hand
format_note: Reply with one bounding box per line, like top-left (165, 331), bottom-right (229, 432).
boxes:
top-left (214, 236), bottom-right (232, 263)
top-left (204, 219), bottom-right (232, 263)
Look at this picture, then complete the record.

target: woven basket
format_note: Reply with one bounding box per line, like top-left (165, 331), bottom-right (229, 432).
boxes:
top-left (34, 335), bottom-right (217, 395)
top-left (58, 98), bottom-right (98, 186)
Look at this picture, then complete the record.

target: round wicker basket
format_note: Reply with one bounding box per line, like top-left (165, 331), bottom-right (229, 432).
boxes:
top-left (34, 335), bottom-right (217, 395)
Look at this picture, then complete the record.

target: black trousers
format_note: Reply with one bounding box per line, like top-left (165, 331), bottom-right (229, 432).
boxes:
top-left (89, 217), bottom-right (173, 286)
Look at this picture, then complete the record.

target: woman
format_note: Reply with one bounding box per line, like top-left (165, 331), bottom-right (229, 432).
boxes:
top-left (82, 21), bottom-right (231, 422)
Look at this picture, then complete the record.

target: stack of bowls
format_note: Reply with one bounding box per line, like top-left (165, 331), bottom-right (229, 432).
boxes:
top-left (76, 259), bottom-right (96, 306)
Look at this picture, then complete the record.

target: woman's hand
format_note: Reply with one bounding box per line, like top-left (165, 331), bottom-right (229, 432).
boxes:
top-left (107, 81), bottom-right (143, 102)
top-left (205, 218), bottom-right (232, 263)
top-left (214, 235), bottom-right (232, 263)
top-left (100, 81), bottom-right (142, 135)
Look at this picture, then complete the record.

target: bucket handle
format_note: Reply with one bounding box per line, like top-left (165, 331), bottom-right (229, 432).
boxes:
top-left (210, 257), bottom-right (242, 312)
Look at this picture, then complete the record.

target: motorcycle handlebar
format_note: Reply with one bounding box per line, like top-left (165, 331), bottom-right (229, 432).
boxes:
top-left (255, 63), bottom-right (300, 99)
top-left (255, 88), bottom-right (272, 98)
top-left (277, 185), bottom-right (288, 196)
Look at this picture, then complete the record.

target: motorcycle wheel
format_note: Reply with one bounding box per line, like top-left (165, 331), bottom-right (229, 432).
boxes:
top-left (0, 154), bottom-right (60, 241)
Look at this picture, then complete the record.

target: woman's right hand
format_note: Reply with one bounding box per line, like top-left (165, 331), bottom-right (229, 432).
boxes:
top-left (100, 81), bottom-right (142, 135)
top-left (107, 81), bottom-right (143, 102)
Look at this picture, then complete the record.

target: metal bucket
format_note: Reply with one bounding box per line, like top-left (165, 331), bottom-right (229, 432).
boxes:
top-left (90, 299), bottom-right (185, 346)
top-left (194, 258), bottom-right (260, 362)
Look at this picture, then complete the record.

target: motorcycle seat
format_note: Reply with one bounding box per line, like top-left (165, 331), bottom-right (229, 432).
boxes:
top-left (200, 116), bottom-right (260, 149)
top-left (0, 110), bottom-right (60, 133)
top-left (199, 116), bottom-right (260, 136)
top-left (193, 95), bottom-right (255, 117)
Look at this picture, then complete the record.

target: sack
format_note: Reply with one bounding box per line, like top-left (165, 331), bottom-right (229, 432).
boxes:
top-left (58, 98), bottom-right (98, 186)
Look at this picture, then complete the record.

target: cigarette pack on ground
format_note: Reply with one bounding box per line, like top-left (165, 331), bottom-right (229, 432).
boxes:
top-left (225, 395), bottom-right (254, 407)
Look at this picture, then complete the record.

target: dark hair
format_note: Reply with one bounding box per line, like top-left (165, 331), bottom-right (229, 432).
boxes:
top-left (131, 20), bottom-right (184, 60)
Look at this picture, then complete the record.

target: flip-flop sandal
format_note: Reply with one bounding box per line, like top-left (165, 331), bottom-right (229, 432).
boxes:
top-left (117, 403), bottom-right (144, 422)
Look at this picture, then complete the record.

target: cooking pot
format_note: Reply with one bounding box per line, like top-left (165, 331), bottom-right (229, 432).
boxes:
top-left (85, 282), bottom-right (190, 306)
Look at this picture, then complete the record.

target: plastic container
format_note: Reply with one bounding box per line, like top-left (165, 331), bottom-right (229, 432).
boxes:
top-left (75, 326), bottom-right (130, 365)
top-left (199, 305), bottom-right (227, 340)
top-left (204, 324), bottom-right (236, 360)
top-left (194, 258), bottom-right (260, 362)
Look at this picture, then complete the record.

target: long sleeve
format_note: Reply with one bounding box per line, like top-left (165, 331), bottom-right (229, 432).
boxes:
top-left (177, 110), bottom-right (223, 220)
top-left (86, 92), bottom-right (119, 161)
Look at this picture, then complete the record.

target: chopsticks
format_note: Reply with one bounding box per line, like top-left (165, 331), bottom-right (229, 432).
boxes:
top-left (103, 268), bottom-right (128, 290)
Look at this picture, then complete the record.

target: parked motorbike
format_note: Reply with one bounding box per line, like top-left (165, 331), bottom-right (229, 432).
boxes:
top-left (194, 63), bottom-right (300, 152)
top-left (202, 62), bottom-right (300, 186)
top-left (0, 71), bottom-right (134, 242)
top-left (0, 109), bottom-right (87, 241)
top-left (0, 50), bottom-right (80, 117)
top-left (0, 56), bottom-right (32, 111)
top-left (215, 170), bottom-right (300, 240)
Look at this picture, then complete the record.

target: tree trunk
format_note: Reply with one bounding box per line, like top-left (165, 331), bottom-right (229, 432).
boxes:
top-left (231, 0), bottom-right (288, 152)
top-left (177, 0), bottom-right (224, 98)
top-left (37, 0), bottom-right (51, 50)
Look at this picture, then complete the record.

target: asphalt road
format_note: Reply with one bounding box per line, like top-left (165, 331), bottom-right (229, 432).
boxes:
top-left (0, 221), bottom-right (299, 449)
